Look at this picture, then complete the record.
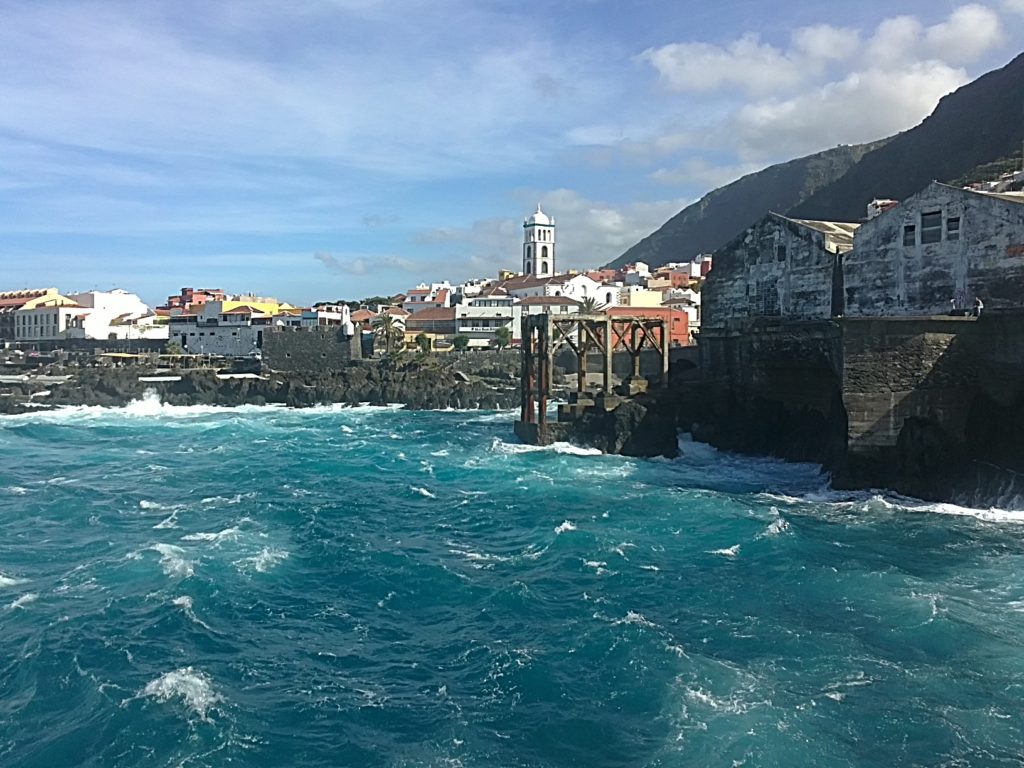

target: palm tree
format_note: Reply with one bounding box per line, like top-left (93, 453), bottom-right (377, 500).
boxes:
top-left (372, 313), bottom-right (401, 354)
top-left (576, 297), bottom-right (605, 392)
top-left (494, 326), bottom-right (511, 351)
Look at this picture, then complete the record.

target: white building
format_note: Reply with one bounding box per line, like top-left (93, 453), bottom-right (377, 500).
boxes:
top-left (402, 282), bottom-right (452, 314)
top-left (502, 273), bottom-right (617, 306)
top-left (15, 299), bottom-right (88, 341)
top-left (15, 289), bottom-right (167, 341)
top-left (522, 205), bottom-right (556, 279)
top-left (618, 286), bottom-right (663, 308)
top-left (663, 288), bottom-right (702, 332)
top-left (169, 304), bottom-right (270, 357)
top-left (456, 290), bottom-right (522, 348)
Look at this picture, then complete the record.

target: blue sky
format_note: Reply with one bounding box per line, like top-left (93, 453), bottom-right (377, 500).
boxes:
top-left (2, 0), bottom-right (1022, 305)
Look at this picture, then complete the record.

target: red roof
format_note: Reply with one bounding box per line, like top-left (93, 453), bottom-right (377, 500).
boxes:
top-left (520, 296), bottom-right (581, 306)
top-left (351, 309), bottom-right (375, 322)
top-left (406, 288), bottom-right (430, 296)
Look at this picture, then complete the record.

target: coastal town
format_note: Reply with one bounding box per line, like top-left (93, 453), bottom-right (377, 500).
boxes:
top-left (0, 205), bottom-right (709, 362)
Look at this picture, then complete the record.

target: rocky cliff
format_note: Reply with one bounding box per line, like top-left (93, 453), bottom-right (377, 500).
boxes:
top-left (0, 358), bottom-right (524, 413)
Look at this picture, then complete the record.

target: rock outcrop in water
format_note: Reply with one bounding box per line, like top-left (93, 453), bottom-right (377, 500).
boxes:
top-left (1, 358), bottom-right (525, 412)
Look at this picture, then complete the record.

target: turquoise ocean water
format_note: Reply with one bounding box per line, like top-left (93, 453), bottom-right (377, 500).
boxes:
top-left (2, 399), bottom-right (1024, 767)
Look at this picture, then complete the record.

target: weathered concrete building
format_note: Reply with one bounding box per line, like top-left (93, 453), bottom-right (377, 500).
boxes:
top-left (844, 182), bottom-right (1024, 316)
top-left (702, 213), bottom-right (858, 330)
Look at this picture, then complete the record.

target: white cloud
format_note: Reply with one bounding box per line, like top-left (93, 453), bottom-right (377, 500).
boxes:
top-left (410, 190), bottom-right (689, 278)
top-left (639, 35), bottom-right (807, 94)
top-left (315, 252), bottom-right (417, 276)
top-left (634, 4), bottom-right (1005, 179)
top-left (651, 158), bottom-right (766, 188)
top-left (925, 4), bottom-right (1004, 62)
top-left (1006, 0), bottom-right (1024, 14)
top-left (731, 61), bottom-right (968, 160)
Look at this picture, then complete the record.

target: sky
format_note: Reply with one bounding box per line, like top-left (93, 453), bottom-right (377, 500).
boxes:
top-left (2, 0), bottom-right (1023, 305)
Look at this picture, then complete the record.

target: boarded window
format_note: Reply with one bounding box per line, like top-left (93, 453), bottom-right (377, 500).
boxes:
top-left (921, 211), bottom-right (942, 244)
top-left (903, 224), bottom-right (916, 247)
top-left (947, 216), bottom-right (960, 241)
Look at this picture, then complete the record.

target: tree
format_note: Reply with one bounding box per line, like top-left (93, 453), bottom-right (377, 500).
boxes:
top-left (164, 341), bottom-right (185, 356)
top-left (415, 333), bottom-right (431, 353)
top-left (494, 326), bottom-right (511, 351)
top-left (372, 313), bottom-right (402, 354)
top-left (453, 334), bottom-right (470, 353)
top-left (576, 297), bottom-right (605, 393)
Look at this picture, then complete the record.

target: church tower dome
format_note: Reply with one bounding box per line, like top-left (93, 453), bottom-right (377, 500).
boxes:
top-left (522, 204), bottom-right (555, 278)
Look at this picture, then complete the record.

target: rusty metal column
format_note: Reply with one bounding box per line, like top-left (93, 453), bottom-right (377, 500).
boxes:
top-left (520, 316), bottom-right (531, 422)
top-left (576, 319), bottom-right (586, 396)
top-left (660, 319), bottom-right (671, 386)
top-left (631, 324), bottom-right (642, 378)
top-left (537, 317), bottom-right (548, 426)
top-left (603, 318), bottom-right (613, 393)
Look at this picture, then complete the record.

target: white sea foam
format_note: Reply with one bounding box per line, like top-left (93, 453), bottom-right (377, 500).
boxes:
top-left (448, 548), bottom-right (512, 567)
top-left (616, 610), bottom-right (658, 629)
top-left (489, 438), bottom-right (604, 457)
top-left (3, 485), bottom-right (29, 495)
top-left (708, 545), bottom-right (741, 558)
top-left (8, 592), bottom-right (37, 610)
top-left (758, 514), bottom-right (790, 538)
top-left (141, 667), bottom-right (222, 721)
top-left (149, 544), bottom-right (195, 578)
top-left (410, 486), bottom-right (436, 498)
top-left (181, 526), bottom-right (241, 545)
top-left (238, 547), bottom-right (289, 574)
top-left (0, 574), bottom-right (29, 588)
top-left (173, 596), bottom-right (212, 630)
top-left (153, 511), bottom-right (179, 529)
top-left (554, 520), bottom-right (577, 534)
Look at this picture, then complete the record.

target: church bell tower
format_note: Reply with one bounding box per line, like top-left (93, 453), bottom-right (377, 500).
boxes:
top-left (523, 204), bottom-right (555, 278)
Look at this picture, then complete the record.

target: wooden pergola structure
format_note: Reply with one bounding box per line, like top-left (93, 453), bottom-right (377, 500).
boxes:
top-left (519, 312), bottom-right (670, 427)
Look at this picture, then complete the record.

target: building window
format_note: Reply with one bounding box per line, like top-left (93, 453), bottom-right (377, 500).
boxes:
top-left (947, 216), bottom-right (961, 241)
top-left (541, 261), bottom-right (548, 273)
top-left (921, 211), bottom-right (942, 244)
top-left (903, 224), bottom-right (916, 247)
top-left (541, 246), bottom-right (548, 259)
top-left (776, 244), bottom-right (786, 262)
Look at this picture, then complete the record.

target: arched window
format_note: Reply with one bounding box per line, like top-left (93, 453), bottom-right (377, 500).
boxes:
top-left (526, 261), bottom-right (532, 274)
top-left (541, 246), bottom-right (548, 258)
top-left (606, 291), bottom-right (613, 304)
top-left (541, 261), bottom-right (548, 273)
top-left (526, 245), bottom-right (532, 260)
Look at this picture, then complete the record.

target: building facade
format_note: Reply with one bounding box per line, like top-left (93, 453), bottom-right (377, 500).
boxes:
top-left (703, 213), bottom-right (858, 328)
top-left (844, 182), bottom-right (1024, 316)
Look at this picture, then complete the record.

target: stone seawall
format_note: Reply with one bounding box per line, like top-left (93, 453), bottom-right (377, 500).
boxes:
top-left (261, 327), bottom-right (359, 373)
top-left (690, 313), bottom-right (1024, 504)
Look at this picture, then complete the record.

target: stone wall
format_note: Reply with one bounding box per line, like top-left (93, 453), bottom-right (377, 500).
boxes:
top-left (260, 327), bottom-right (359, 373)
top-left (844, 182), bottom-right (1024, 316)
top-left (703, 213), bottom-right (842, 327)
top-left (690, 313), bottom-right (1024, 503)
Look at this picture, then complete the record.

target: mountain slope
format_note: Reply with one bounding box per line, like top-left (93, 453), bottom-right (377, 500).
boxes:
top-left (790, 51), bottom-right (1024, 220)
top-left (606, 142), bottom-right (883, 270)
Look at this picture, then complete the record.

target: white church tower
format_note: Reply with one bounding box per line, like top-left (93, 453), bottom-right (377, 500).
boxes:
top-left (522, 204), bottom-right (555, 278)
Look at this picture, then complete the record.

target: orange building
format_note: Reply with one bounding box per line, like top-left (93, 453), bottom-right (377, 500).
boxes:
top-left (607, 306), bottom-right (690, 347)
